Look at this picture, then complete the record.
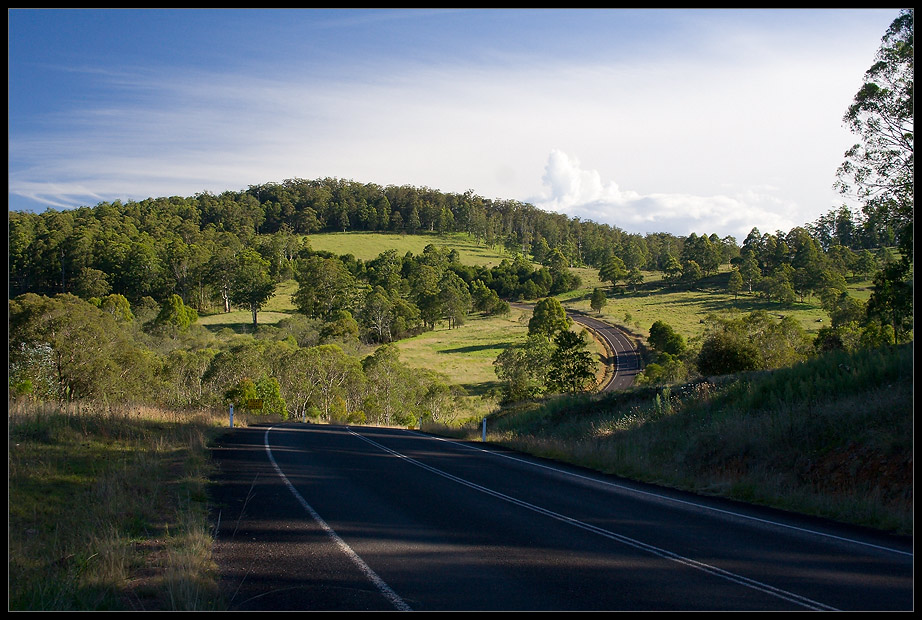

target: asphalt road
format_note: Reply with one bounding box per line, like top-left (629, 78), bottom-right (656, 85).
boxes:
top-left (209, 423), bottom-right (913, 611)
top-left (509, 302), bottom-right (642, 391)
top-left (566, 310), bottom-right (642, 391)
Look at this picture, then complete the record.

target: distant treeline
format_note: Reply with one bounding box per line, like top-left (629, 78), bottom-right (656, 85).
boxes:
top-left (8, 176), bottom-right (895, 310)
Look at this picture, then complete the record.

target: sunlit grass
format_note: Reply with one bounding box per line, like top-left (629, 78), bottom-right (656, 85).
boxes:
top-left (564, 265), bottom-right (870, 343)
top-left (398, 309), bottom-right (527, 383)
top-left (189, 232), bottom-right (876, 428)
top-left (307, 230), bottom-right (512, 266)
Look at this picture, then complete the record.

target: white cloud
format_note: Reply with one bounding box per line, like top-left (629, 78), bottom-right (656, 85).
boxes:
top-left (531, 149), bottom-right (801, 240)
top-left (8, 10), bottom-right (886, 239)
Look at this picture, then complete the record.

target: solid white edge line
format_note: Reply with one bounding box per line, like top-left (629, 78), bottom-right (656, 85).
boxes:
top-left (408, 429), bottom-right (912, 558)
top-left (263, 426), bottom-right (412, 612)
top-left (348, 428), bottom-right (838, 611)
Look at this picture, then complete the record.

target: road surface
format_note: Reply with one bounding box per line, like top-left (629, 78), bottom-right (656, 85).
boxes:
top-left (209, 423), bottom-right (913, 611)
top-left (566, 310), bottom-right (642, 391)
top-left (510, 302), bottom-right (642, 391)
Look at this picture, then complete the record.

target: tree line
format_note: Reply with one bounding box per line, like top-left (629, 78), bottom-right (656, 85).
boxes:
top-left (7, 290), bottom-right (464, 427)
top-left (6, 177), bottom-right (909, 412)
top-left (8, 176), bottom-right (891, 311)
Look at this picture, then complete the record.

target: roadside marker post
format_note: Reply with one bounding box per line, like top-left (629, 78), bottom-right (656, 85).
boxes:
top-left (482, 417), bottom-right (486, 442)
top-left (230, 404), bottom-right (234, 428)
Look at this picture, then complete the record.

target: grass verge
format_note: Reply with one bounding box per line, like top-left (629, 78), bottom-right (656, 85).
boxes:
top-left (8, 401), bottom-right (239, 610)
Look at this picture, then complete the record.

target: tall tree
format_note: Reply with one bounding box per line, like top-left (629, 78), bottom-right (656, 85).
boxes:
top-left (493, 334), bottom-right (554, 403)
top-left (599, 254), bottom-right (627, 289)
top-left (727, 268), bottom-right (743, 299)
top-left (835, 9), bottom-right (913, 343)
top-left (648, 320), bottom-right (686, 356)
top-left (528, 297), bottom-right (571, 338)
top-left (362, 344), bottom-right (410, 425)
top-left (835, 9), bottom-right (913, 263)
top-left (230, 248), bottom-right (277, 330)
top-left (438, 270), bottom-right (472, 329)
top-left (293, 255), bottom-right (358, 321)
top-left (590, 288), bottom-right (607, 314)
top-left (303, 344), bottom-right (364, 421)
top-left (155, 294), bottom-right (199, 335)
top-left (547, 329), bottom-right (598, 394)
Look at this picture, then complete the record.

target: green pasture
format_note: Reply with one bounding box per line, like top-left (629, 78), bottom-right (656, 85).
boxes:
top-left (306, 231), bottom-right (512, 266)
top-left (562, 266), bottom-right (866, 344)
top-left (395, 306), bottom-right (531, 398)
top-left (197, 279), bottom-right (298, 331)
top-left (191, 233), bottom-right (872, 406)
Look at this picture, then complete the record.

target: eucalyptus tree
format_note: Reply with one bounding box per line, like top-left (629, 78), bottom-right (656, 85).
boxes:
top-left (230, 248), bottom-right (277, 329)
top-left (727, 269), bottom-right (743, 299)
top-left (9, 293), bottom-right (159, 402)
top-left (598, 254), bottom-right (627, 289)
top-left (835, 8), bottom-right (913, 262)
top-left (293, 255), bottom-right (360, 321)
top-left (361, 286), bottom-right (397, 343)
top-left (493, 334), bottom-right (554, 403)
top-left (152, 295), bottom-right (198, 341)
top-left (303, 344), bottom-right (365, 421)
top-left (527, 297), bottom-right (571, 339)
top-left (438, 270), bottom-right (472, 329)
top-left (648, 320), bottom-right (687, 357)
top-left (836, 10), bottom-right (914, 343)
top-left (590, 287), bottom-right (607, 314)
top-left (547, 329), bottom-right (598, 394)
top-left (362, 344), bottom-right (410, 425)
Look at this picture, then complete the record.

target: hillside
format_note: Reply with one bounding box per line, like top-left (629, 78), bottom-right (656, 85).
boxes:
top-left (192, 231), bottom-right (879, 413)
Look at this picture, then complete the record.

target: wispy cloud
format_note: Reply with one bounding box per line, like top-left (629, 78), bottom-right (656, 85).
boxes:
top-left (8, 9), bottom-right (890, 239)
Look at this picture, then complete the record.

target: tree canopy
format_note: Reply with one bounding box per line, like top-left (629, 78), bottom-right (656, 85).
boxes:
top-left (836, 9), bottom-right (913, 264)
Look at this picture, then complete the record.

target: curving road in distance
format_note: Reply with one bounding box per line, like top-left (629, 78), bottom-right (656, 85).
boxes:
top-left (566, 309), bottom-right (642, 391)
top-left (511, 302), bottom-right (642, 392)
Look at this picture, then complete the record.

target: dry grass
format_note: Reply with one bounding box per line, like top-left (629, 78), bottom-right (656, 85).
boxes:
top-left (8, 401), bottom-right (230, 610)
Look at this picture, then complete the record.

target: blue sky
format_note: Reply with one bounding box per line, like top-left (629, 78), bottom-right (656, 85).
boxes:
top-left (8, 8), bottom-right (900, 239)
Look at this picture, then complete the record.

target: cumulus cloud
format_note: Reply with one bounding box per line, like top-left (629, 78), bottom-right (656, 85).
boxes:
top-left (531, 149), bottom-right (801, 240)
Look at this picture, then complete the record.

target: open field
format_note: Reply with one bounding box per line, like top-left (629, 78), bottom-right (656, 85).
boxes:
top-left (190, 234), bottom-right (876, 409)
top-left (197, 280), bottom-right (299, 331)
top-left (197, 234), bottom-right (873, 349)
top-left (307, 231), bottom-right (512, 267)
top-left (562, 265), bottom-right (871, 344)
top-left (395, 307), bottom-right (530, 398)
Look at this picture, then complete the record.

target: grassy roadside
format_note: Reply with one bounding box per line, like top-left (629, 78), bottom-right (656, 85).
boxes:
top-left (7, 401), bottom-right (259, 611)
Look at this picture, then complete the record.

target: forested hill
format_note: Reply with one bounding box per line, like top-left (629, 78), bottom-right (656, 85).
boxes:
top-left (8, 176), bottom-right (893, 307)
top-left (8, 174), bottom-right (913, 417)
